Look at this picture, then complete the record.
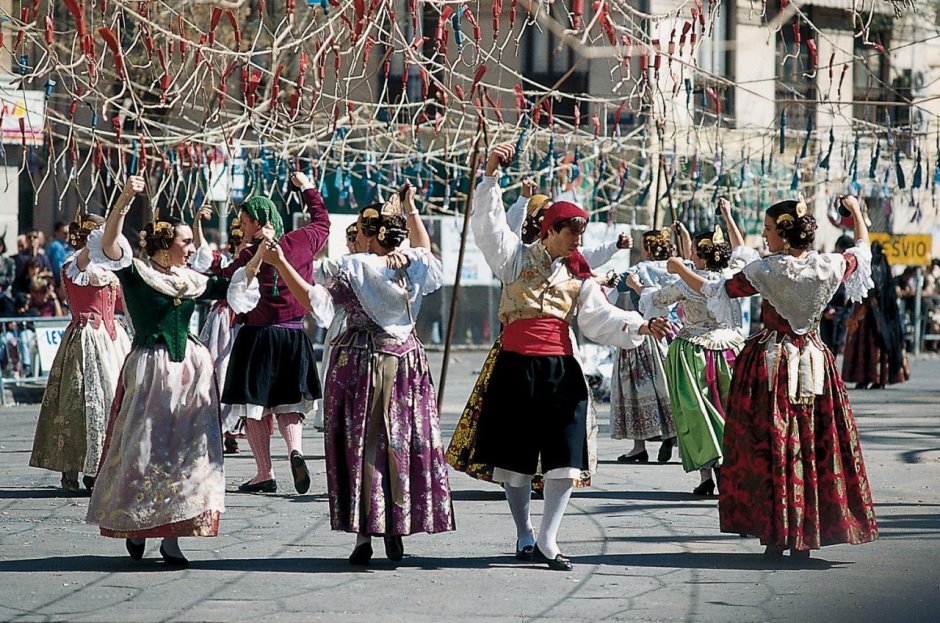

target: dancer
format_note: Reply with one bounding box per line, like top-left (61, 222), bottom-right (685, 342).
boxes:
top-left (667, 194), bottom-right (878, 558)
top-left (192, 208), bottom-right (249, 453)
top-left (471, 144), bottom-right (668, 571)
top-left (221, 171), bottom-right (329, 495)
top-left (85, 175), bottom-right (264, 567)
top-left (842, 241), bottom-right (909, 389)
top-left (266, 184), bottom-right (455, 564)
top-left (611, 229), bottom-right (679, 464)
top-left (625, 200), bottom-right (745, 495)
top-left (819, 235), bottom-right (855, 356)
top-left (447, 180), bottom-right (631, 488)
top-left (29, 213), bottom-right (131, 494)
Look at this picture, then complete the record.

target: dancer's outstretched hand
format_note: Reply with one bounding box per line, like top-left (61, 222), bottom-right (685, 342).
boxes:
top-left (385, 251), bottom-right (410, 270)
top-left (665, 256), bottom-right (685, 274)
top-left (639, 317), bottom-right (670, 340)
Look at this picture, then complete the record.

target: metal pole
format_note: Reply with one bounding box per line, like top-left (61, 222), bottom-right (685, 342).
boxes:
top-left (914, 266), bottom-right (924, 355)
top-left (437, 132), bottom-right (484, 407)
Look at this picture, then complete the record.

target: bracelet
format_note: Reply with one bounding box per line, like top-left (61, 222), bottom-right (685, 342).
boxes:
top-left (245, 264), bottom-right (259, 276)
top-left (119, 203), bottom-right (132, 216)
top-left (407, 210), bottom-right (420, 217)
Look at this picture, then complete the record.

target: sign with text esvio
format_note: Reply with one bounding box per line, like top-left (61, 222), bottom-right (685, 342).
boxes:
top-left (868, 233), bottom-right (932, 267)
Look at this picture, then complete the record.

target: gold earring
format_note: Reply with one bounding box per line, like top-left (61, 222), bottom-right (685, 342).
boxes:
top-left (783, 241), bottom-right (791, 253)
top-left (162, 249), bottom-right (171, 265)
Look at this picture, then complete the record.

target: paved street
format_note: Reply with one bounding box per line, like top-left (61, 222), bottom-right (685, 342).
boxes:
top-left (1, 351), bottom-right (939, 623)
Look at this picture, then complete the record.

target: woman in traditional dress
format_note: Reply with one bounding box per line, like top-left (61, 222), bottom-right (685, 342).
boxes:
top-left (191, 208), bottom-right (249, 453)
top-left (221, 172), bottom-right (329, 495)
top-left (666, 195), bottom-right (878, 559)
top-left (611, 230), bottom-right (679, 464)
top-left (625, 200), bottom-right (745, 495)
top-left (29, 213), bottom-right (131, 494)
top-left (267, 184), bottom-right (455, 565)
top-left (85, 176), bottom-right (263, 568)
top-left (842, 241), bottom-right (909, 389)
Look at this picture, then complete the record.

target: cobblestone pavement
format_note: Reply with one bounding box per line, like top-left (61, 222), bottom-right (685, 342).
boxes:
top-left (1, 351), bottom-right (938, 622)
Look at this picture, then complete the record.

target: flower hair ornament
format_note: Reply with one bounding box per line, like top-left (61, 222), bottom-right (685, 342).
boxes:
top-left (68, 207), bottom-right (103, 248)
top-left (794, 194), bottom-right (808, 218)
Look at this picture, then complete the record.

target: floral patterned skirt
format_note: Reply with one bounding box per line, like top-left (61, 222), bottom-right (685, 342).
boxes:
top-left (86, 342), bottom-right (225, 538)
top-left (30, 322), bottom-right (130, 475)
top-left (324, 334), bottom-right (455, 536)
top-left (719, 332), bottom-right (878, 550)
top-left (610, 336), bottom-right (676, 441)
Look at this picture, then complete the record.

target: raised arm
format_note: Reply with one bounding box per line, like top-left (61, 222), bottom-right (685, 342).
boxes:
top-left (672, 221), bottom-right (692, 260)
top-left (718, 198), bottom-right (745, 249)
top-left (839, 195), bottom-right (869, 245)
top-left (263, 242), bottom-right (313, 311)
top-left (192, 204), bottom-right (211, 250)
top-left (101, 176), bottom-right (146, 261)
top-left (402, 182), bottom-right (431, 250)
top-left (471, 143), bottom-right (525, 283)
top-left (666, 256), bottom-right (708, 294)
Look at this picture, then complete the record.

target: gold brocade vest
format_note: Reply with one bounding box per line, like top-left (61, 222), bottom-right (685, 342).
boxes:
top-left (499, 243), bottom-right (583, 325)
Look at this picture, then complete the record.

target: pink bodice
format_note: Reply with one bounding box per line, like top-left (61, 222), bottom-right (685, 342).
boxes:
top-left (63, 261), bottom-right (120, 339)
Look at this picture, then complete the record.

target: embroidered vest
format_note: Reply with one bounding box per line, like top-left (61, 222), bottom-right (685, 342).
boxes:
top-left (499, 243), bottom-right (582, 326)
top-left (63, 264), bottom-right (120, 340)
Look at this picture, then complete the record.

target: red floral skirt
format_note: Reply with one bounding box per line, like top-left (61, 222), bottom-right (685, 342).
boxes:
top-left (719, 331), bottom-right (878, 550)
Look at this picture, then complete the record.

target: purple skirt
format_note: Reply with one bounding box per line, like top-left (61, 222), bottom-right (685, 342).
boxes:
top-left (323, 330), bottom-right (455, 536)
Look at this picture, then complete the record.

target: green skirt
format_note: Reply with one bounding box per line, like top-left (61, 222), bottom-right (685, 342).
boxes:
top-left (665, 337), bottom-right (740, 473)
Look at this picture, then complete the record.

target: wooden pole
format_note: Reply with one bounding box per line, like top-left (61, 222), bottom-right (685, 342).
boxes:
top-left (437, 131), bottom-right (485, 407)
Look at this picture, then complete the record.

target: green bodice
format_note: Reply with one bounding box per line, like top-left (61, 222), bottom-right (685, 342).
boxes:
top-left (116, 261), bottom-right (229, 362)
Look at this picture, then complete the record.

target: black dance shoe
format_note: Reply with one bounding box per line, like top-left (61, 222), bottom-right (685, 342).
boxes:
top-left (763, 545), bottom-right (785, 560)
top-left (790, 549), bottom-right (811, 560)
top-left (617, 450), bottom-right (649, 464)
top-left (657, 438), bottom-right (675, 464)
top-left (383, 536), bottom-right (404, 562)
top-left (533, 544), bottom-right (573, 571)
top-left (159, 544), bottom-right (189, 569)
top-left (60, 474), bottom-right (80, 493)
top-left (82, 475), bottom-right (96, 494)
top-left (125, 539), bottom-right (146, 561)
top-left (854, 382), bottom-right (870, 390)
top-left (515, 540), bottom-right (535, 561)
top-left (223, 438), bottom-right (240, 454)
top-left (348, 542), bottom-right (373, 566)
top-left (692, 479), bottom-right (716, 496)
top-left (290, 451), bottom-right (311, 494)
top-left (237, 479), bottom-right (277, 493)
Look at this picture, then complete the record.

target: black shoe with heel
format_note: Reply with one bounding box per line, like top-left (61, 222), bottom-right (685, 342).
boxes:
top-left (692, 479), bottom-right (716, 496)
top-left (348, 542), bottom-right (373, 566)
top-left (237, 479), bottom-right (277, 493)
top-left (617, 450), bottom-right (649, 464)
top-left (159, 544), bottom-right (189, 569)
top-left (383, 536), bottom-right (404, 562)
top-left (125, 539), bottom-right (146, 561)
top-left (289, 451), bottom-right (311, 494)
top-left (657, 438), bottom-right (674, 464)
top-left (533, 544), bottom-right (573, 571)
top-left (515, 539), bottom-right (535, 561)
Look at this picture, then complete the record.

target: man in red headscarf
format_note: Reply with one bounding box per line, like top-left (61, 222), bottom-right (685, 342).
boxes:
top-left (465, 143), bottom-right (669, 571)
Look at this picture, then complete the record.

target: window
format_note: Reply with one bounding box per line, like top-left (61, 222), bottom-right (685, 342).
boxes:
top-left (853, 29), bottom-right (892, 126)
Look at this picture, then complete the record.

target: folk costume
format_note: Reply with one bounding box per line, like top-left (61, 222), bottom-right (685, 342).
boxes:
top-left (85, 229), bottom-right (260, 542)
top-left (447, 194), bottom-right (626, 487)
top-left (636, 231), bottom-right (746, 493)
top-left (842, 242), bottom-right (909, 388)
top-left (30, 219), bottom-right (131, 493)
top-left (612, 247), bottom-right (679, 463)
top-left (700, 231), bottom-right (878, 552)
top-left (470, 176), bottom-right (648, 569)
top-left (221, 186), bottom-right (330, 494)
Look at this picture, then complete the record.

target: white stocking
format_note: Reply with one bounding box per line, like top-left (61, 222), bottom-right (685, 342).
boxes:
top-left (537, 478), bottom-right (574, 559)
top-left (504, 483), bottom-right (536, 548)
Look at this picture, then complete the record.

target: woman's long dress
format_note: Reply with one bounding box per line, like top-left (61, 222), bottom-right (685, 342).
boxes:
top-left (639, 270), bottom-right (744, 473)
top-left (30, 258), bottom-right (131, 477)
top-left (317, 249), bottom-right (455, 536)
top-left (703, 245), bottom-right (879, 550)
top-left (85, 231), bottom-right (258, 538)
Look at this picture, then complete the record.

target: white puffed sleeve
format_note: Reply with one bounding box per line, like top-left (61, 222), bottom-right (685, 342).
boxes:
top-left (226, 267), bottom-right (261, 314)
top-left (64, 255), bottom-right (114, 288)
top-left (577, 278), bottom-right (647, 349)
top-left (844, 241), bottom-right (875, 304)
top-left (728, 245), bottom-right (761, 271)
top-left (307, 283), bottom-right (335, 328)
top-left (189, 240), bottom-right (215, 273)
top-left (86, 228), bottom-right (133, 271)
top-left (638, 282), bottom-right (684, 319)
top-left (581, 239), bottom-right (620, 268)
top-left (506, 195), bottom-right (528, 235)
top-left (471, 176), bottom-right (524, 283)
